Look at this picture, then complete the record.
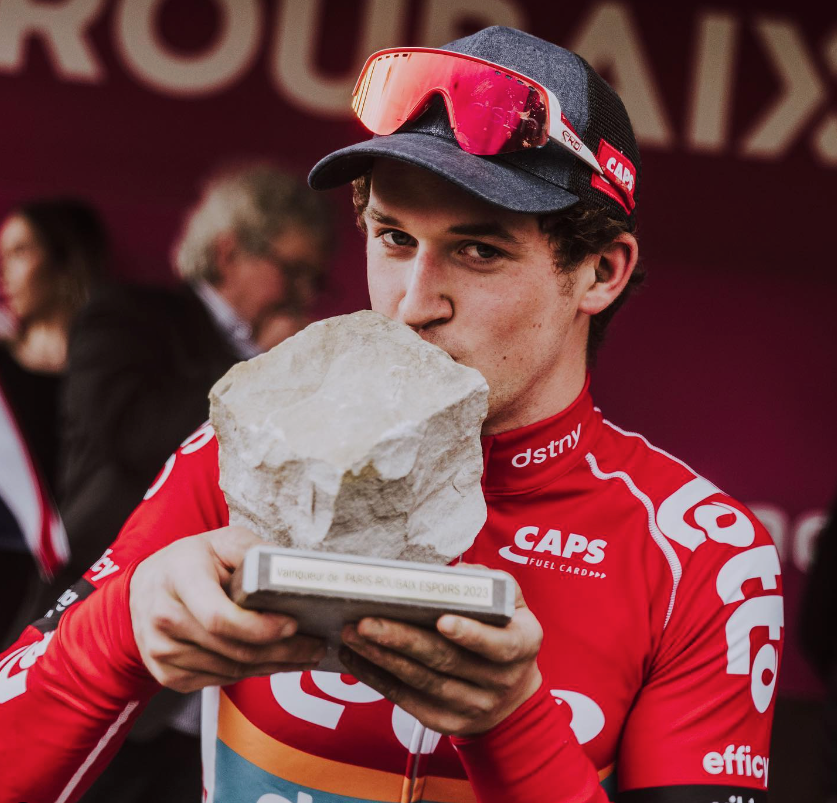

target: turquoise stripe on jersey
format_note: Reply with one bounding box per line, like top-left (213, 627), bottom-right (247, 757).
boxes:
top-left (213, 740), bottom-right (370, 803)
top-left (212, 741), bottom-right (451, 803)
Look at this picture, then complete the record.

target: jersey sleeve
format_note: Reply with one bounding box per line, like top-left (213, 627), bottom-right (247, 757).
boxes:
top-left (617, 488), bottom-right (783, 802)
top-left (0, 423), bottom-right (228, 803)
top-left (452, 683), bottom-right (611, 802)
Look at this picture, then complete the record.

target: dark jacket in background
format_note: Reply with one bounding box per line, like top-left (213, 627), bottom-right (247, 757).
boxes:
top-left (51, 282), bottom-right (239, 600)
top-left (799, 489), bottom-right (837, 800)
top-left (800, 493), bottom-right (837, 683)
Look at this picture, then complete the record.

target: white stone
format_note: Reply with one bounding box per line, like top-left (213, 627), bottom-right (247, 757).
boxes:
top-left (209, 310), bottom-right (489, 563)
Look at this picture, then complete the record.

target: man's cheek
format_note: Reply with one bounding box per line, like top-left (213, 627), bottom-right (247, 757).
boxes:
top-left (367, 267), bottom-right (401, 317)
top-left (367, 281), bottom-right (399, 317)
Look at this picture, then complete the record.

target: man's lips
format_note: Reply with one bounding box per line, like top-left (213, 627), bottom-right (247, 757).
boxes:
top-left (416, 331), bottom-right (460, 361)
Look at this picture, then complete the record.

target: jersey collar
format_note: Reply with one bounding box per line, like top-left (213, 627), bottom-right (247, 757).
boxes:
top-left (480, 376), bottom-right (600, 495)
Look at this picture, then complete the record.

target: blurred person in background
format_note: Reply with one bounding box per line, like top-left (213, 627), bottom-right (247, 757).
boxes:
top-left (36, 163), bottom-right (332, 803)
top-left (0, 198), bottom-right (107, 645)
top-left (800, 491), bottom-right (837, 803)
top-left (54, 164), bottom-right (332, 593)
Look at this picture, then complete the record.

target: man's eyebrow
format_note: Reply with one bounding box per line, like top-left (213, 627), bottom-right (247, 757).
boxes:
top-left (366, 206), bottom-right (522, 246)
top-left (446, 222), bottom-right (522, 245)
top-left (365, 206), bottom-right (401, 226)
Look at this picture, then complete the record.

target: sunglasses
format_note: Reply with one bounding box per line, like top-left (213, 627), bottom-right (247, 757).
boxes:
top-left (352, 48), bottom-right (609, 173)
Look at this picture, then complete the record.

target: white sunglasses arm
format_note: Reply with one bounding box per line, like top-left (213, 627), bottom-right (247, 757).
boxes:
top-left (545, 88), bottom-right (604, 176)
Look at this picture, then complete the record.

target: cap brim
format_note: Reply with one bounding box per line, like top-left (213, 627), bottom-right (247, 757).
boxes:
top-left (308, 132), bottom-right (580, 215)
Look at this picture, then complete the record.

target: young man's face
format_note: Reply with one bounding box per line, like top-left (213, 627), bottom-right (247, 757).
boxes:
top-left (365, 160), bottom-right (593, 434)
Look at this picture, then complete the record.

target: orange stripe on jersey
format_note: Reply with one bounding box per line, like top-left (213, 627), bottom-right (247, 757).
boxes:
top-left (418, 774), bottom-right (478, 802)
top-left (218, 688), bottom-right (406, 800)
top-left (218, 689), bottom-right (480, 802)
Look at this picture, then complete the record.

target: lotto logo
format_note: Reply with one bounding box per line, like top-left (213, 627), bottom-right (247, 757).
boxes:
top-left (270, 671), bottom-right (441, 755)
top-left (144, 422), bottom-right (215, 501)
top-left (656, 477), bottom-right (783, 714)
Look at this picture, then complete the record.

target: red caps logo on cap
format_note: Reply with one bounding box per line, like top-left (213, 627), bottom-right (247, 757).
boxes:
top-left (591, 139), bottom-right (636, 214)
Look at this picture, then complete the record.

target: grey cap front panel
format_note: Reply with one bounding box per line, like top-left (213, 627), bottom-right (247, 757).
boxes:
top-left (308, 127), bottom-right (579, 215)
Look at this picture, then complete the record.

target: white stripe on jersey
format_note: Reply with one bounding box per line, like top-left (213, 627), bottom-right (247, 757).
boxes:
top-left (56, 699), bottom-right (140, 803)
top-left (585, 452), bottom-right (682, 629)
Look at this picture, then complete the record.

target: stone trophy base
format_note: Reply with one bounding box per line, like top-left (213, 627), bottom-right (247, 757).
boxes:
top-left (229, 545), bottom-right (515, 672)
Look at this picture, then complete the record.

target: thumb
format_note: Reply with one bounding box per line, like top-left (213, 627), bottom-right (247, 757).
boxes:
top-left (204, 526), bottom-right (270, 577)
top-left (172, 528), bottom-right (296, 641)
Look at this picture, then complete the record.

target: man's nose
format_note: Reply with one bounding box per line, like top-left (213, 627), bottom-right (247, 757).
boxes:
top-left (397, 250), bottom-right (453, 330)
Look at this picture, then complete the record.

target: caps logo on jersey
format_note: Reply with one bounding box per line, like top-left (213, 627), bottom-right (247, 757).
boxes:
top-left (499, 525), bottom-right (607, 577)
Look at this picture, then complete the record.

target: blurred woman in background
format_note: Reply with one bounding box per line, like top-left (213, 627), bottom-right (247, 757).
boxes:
top-left (1, 199), bottom-right (107, 373)
top-left (0, 198), bottom-right (108, 645)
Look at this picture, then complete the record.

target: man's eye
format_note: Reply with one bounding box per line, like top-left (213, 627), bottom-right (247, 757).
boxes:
top-left (463, 242), bottom-right (500, 260)
top-left (381, 230), bottom-right (413, 247)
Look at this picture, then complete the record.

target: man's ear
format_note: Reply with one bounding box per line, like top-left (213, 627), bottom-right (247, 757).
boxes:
top-left (212, 231), bottom-right (239, 284)
top-left (578, 232), bottom-right (638, 316)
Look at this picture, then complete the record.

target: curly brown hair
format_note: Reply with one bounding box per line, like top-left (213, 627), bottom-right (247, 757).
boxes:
top-left (352, 172), bottom-right (644, 363)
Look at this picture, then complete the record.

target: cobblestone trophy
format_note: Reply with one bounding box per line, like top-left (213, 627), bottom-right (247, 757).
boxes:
top-left (210, 311), bottom-right (514, 668)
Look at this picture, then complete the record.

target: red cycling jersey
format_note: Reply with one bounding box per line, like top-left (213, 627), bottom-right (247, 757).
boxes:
top-left (0, 381), bottom-right (783, 803)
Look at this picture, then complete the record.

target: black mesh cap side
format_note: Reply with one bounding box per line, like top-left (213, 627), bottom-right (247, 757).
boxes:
top-left (568, 57), bottom-right (642, 231)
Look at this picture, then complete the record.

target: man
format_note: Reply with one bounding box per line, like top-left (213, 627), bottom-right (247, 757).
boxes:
top-left (0, 28), bottom-right (782, 803)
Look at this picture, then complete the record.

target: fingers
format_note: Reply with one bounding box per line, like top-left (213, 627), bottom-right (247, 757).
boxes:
top-left (151, 667), bottom-right (236, 694)
top-left (341, 630), bottom-right (485, 703)
top-left (146, 629), bottom-right (324, 690)
top-left (436, 607), bottom-right (542, 663)
top-left (163, 597), bottom-right (325, 667)
top-left (173, 546), bottom-right (297, 645)
top-left (435, 569), bottom-right (542, 663)
top-left (337, 647), bottom-right (495, 736)
top-left (130, 527), bottom-right (327, 692)
top-left (335, 573), bottom-right (544, 736)
top-left (344, 619), bottom-right (502, 687)
top-left (149, 660), bottom-right (321, 694)
top-left (139, 602), bottom-right (325, 689)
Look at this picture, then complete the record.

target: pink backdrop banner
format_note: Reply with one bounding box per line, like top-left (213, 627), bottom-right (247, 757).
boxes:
top-left (0, 0), bottom-right (833, 695)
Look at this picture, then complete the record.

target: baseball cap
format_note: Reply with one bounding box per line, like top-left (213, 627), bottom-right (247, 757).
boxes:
top-left (308, 26), bottom-right (641, 229)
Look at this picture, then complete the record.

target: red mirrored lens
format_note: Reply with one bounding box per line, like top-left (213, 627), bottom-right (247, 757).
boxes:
top-left (352, 50), bottom-right (549, 155)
